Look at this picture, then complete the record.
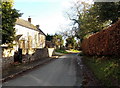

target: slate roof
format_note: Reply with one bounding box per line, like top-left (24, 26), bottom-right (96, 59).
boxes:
top-left (38, 28), bottom-right (46, 36)
top-left (16, 18), bottom-right (39, 31)
top-left (16, 18), bottom-right (46, 36)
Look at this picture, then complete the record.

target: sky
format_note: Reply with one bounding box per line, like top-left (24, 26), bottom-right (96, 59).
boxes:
top-left (13, 0), bottom-right (73, 35)
top-left (13, 0), bottom-right (94, 35)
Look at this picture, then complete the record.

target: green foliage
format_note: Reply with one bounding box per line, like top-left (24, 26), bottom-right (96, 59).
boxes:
top-left (2, 1), bottom-right (21, 44)
top-left (55, 49), bottom-right (68, 54)
top-left (46, 34), bottom-right (64, 49)
top-left (52, 34), bottom-right (64, 49)
top-left (67, 2), bottom-right (120, 42)
top-left (46, 34), bottom-right (53, 41)
top-left (78, 6), bottom-right (103, 40)
top-left (94, 2), bottom-right (120, 24)
top-left (78, 51), bottom-right (84, 56)
top-left (77, 2), bottom-right (116, 41)
top-left (66, 36), bottom-right (76, 49)
top-left (82, 56), bottom-right (120, 86)
top-left (104, 62), bottom-right (119, 76)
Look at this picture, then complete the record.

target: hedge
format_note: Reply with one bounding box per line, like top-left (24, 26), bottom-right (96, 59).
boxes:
top-left (82, 20), bottom-right (120, 56)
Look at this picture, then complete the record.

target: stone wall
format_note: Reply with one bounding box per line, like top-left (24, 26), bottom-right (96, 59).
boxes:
top-left (22, 48), bottom-right (54, 63)
top-left (2, 48), bottom-right (54, 69)
top-left (2, 56), bottom-right (14, 69)
top-left (2, 47), bottom-right (15, 69)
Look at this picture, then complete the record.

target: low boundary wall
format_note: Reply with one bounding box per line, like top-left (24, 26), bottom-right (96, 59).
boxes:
top-left (22, 48), bottom-right (54, 63)
top-left (2, 48), bottom-right (54, 69)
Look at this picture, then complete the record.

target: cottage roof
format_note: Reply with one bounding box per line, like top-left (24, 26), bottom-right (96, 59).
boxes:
top-left (38, 28), bottom-right (46, 36)
top-left (16, 18), bottom-right (46, 36)
top-left (16, 18), bottom-right (38, 31)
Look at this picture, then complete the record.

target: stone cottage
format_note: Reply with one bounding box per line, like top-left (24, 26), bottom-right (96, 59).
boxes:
top-left (15, 18), bottom-right (46, 55)
top-left (2, 17), bottom-right (46, 68)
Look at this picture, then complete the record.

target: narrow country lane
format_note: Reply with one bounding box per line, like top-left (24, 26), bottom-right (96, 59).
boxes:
top-left (3, 53), bottom-right (83, 86)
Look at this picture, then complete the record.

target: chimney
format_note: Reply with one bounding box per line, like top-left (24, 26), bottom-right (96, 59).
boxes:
top-left (28, 17), bottom-right (31, 23)
top-left (36, 25), bottom-right (40, 29)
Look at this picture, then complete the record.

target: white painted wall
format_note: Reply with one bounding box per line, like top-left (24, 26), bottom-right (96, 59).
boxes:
top-left (14, 24), bottom-right (45, 55)
top-left (15, 25), bottom-right (39, 48)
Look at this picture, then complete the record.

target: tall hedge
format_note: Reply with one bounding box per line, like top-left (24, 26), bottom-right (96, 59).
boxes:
top-left (82, 20), bottom-right (120, 56)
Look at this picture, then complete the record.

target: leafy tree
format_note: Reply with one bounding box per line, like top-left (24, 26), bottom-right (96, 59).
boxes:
top-left (66, 36), bottom-right (76, 49)
top-left (46, 34), bottom-right (53, 41)
top-left (46, 34), bottom-right (64, 49)
top-left (77, 4), bottom-right (104, 41)
top-left (66, 1), bottom-right (120, 42)
top-left (66, 1), bottom-right (97, 42)
top-left (2, 1), bottom-right (21, 45)
top-left (77, 2), bottom-right (120, 41)
top-left (94, 2), bottom-right (120, 24)
top-left (52, 34), bottom-right (64, 49)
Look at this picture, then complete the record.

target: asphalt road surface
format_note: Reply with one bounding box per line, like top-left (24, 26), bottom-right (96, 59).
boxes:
top-left (3, 53), bottom-right (83, 87)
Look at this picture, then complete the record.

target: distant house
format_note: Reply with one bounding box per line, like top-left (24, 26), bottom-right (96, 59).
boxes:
top-left (15, 17), bottom-right (46, 55)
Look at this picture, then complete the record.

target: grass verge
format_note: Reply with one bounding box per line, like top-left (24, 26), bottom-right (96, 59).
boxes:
top-left (55, 49), bottom-right (69, 54)
top-left (69, 49), bottom-right (80, 53)
top-left (82, 55), bottom-right (120, 86)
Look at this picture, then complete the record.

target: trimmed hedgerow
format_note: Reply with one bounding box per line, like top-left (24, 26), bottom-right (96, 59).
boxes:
top-left (82, 20), bottom-right (120, 56)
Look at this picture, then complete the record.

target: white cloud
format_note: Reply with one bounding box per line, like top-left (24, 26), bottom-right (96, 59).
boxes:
top-left (16, 0), bottom-right (72, 35)
top-left (61, 0), bottom-right (72, 9)
top-left (30, 12), bottom-right (70, 35)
